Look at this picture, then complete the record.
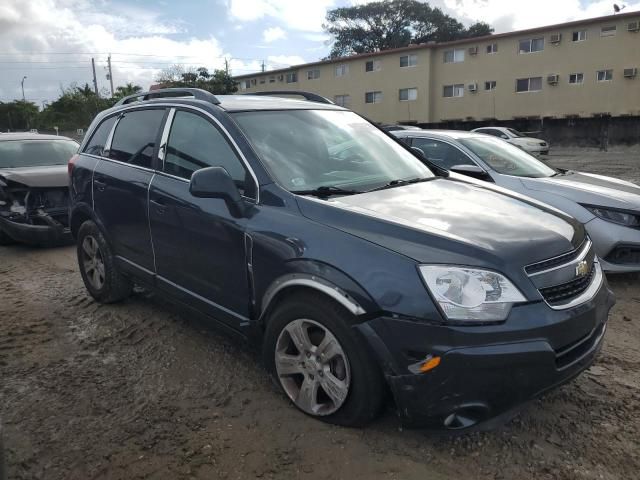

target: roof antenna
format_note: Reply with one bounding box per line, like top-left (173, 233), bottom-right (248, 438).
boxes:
top-left (613, 3), bottom-right (627, 13)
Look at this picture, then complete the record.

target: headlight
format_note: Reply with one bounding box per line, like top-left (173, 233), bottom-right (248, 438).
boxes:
top-left (419, 266), bottom-right (526, 322)
top-left (586, 206), bottom-right (640, 227)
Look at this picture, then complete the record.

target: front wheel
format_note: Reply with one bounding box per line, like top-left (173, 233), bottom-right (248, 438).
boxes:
top-left (263, 292), bottom-right (385, 427)
top-left (0, 229), bottom-right (15, 246)
top-left (77, 220), bottom-right (132, 303)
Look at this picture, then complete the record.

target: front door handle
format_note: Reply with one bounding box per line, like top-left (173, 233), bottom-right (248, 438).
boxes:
top-left (150, 198), bottom-right (166, 215)
top-left (94, 178), bottom-right (107, 192)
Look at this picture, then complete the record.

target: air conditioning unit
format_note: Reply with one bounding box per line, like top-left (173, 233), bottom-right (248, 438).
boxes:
top-left (623, 68), bottom-right (638, 78)
top-left (550, 33), bottom-right (562, 44)
top-left (468, 46), bottom-right (478, 55)
top-left (468, 83), bottom-right (478, 92)
top-left (628, 21), bottom-right (640, 32)
top-left (547, 74), bottom-right (560, 85)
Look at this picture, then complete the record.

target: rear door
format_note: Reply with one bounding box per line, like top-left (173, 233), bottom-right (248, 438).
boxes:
top-left (148, 108), bottom-right (256, 327)
top-left (93, 107), bottom-right (166, 280)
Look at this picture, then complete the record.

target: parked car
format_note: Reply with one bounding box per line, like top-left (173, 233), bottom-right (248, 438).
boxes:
top-left (471, 126), bottom-right (549, 155)
top-left (0, 133), bottom-right (78, 245)
top-left (394, 129), bottom-right (640, 272)
top-left (380, 124), bottom-right (422, 132)
top-left (70, 88), bottom-right (614, 430)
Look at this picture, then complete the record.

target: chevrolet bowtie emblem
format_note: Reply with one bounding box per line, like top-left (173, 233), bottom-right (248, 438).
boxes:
top-left (575, 260), bottom-right (589, 277)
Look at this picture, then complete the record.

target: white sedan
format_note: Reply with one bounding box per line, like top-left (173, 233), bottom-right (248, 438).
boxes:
top-left (471, 127), bottom-right (549, 155)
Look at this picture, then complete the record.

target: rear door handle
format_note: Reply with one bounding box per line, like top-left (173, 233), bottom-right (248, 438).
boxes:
top-left (150, 198), bottom-right (166, 215)
top-left (94, 178), bottom-right (107, 192)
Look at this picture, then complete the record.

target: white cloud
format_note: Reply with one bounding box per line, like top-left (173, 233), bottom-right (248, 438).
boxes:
top-left (227, 0), bottom-right (336, 32)
top-left (266, 54), bottom-right (306, 68)
top-left (263, 26), bottom-right (287, 42)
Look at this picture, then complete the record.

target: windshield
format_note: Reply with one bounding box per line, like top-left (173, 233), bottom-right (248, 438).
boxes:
top-left (0, 139), bottom-right (79, 168)
top-left (232, 110), bottom-right (433, 192)
top-left (506, 128), bottom-right (524, 137)
top-left (459, 137), bottom-right (556, 178)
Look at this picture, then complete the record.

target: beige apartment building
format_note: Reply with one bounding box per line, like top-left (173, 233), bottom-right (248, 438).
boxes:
top-left (234, 12), bottom-right (640, 126)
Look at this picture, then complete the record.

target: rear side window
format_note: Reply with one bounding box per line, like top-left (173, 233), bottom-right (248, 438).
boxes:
top-left (108, 109), bottom-right (165, 168)
top-left (164, 110), bottom-right (251, 195)
top-left (412, 138), bottom-right (472, 169)
top-left (84, 116), bottom-right (116, 156)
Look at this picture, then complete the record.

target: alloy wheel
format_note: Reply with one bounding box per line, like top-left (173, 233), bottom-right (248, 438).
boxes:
top-left (81, 235), bottom-right (105, 290)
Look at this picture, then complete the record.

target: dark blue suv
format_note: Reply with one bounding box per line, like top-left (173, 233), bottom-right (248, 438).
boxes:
top-left (69, 88), bottom-right (615, 429)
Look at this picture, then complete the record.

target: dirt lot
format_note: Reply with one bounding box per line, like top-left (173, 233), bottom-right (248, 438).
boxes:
top-left (1, 149), bottom-right (639, 480)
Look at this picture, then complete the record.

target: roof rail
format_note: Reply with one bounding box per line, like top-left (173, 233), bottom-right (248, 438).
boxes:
top-left (115, 88), bottom-right (221, 106)
top-left (246, 91), bottom-right (334, 105)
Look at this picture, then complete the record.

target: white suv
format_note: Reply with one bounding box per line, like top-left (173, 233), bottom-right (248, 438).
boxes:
top-left (472, 127), bottom-right (549, 155)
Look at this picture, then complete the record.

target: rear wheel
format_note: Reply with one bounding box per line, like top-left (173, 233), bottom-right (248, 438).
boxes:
top-left (77, 220), bottom-right (132, 303)
top-left (263, 292), bottom-right (385, 427)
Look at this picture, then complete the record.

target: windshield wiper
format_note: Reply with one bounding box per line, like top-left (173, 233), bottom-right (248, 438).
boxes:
top-left (365, 177), bottom-right (432, 193)
top-left (291, 185), bottom-right (362, 198)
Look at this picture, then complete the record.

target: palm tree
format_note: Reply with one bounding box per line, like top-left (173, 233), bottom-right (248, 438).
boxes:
top-left (114, 83), bottom-right (143, 99)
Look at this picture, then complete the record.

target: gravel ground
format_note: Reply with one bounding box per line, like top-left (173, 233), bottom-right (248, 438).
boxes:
top-left (1, 150), bottom-right (639, 480)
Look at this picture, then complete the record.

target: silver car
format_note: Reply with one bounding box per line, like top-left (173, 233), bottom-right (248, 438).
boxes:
top-left (471, 127), bottom-right (550, 155)
top-left (393, 129), bottom-right (640, 273)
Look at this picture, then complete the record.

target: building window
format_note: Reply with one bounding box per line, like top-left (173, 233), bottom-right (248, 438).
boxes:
top-left (365, 91), bottom-right (383, 104)
top-left (269, 76), bottom-right (275, 83)
top-left (569, 73), bottom-right (584, 84)
top-left (307, 69), bottom-right (320, 80)
top-left (443, 48), bottom-right (465, 63)
top-left (601, 25), bottom-right (617, 37)
top-left (486, 43), bottom-right (498, 54)
top-left (516, 77), bottom-right (543, 92)
top-left (597, 69), bottom-right (613, 82)
top-left (572, 30), bottom-right (587, 42)
top-left (243, 80), bottom-right (251, 89)
top-left (335, 64), bottom-right (349, 77)
top-left (400, 54), bottom-right (417, 67)
top-left (259, 77), bottom-right (266, 84)
top-left (334, 95), bottom-right (350, 107)
top-left (285, 72), bottom-right (298, 83)
top-left (399, 88), bottom-right (417, 101)
top-left (484, 80), bottom-right (497, 91)
top-left (518, 37), bottom-right (544, 54)
top-left (365, 59), bottom-right (381, 72)
top-left (443, 84), bottom-right (464, 98)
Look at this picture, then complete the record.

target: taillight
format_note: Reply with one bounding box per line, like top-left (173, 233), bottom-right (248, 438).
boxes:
top-left (68, 154), bottom-right (79, 177)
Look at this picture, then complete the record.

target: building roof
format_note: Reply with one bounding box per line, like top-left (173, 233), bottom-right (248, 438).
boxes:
top-left (234, 10), bottom-right (640, 79)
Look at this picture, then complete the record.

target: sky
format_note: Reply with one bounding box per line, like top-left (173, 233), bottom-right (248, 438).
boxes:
top-left (1, 0), bottom-right (639, 105)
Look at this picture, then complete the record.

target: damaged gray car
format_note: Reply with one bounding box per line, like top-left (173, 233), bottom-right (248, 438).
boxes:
top-left (0, 133), bottom-right (78, 246)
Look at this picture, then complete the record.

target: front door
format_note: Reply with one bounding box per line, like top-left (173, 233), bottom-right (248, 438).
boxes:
top-left (149, 108), bottom-right (256, 327)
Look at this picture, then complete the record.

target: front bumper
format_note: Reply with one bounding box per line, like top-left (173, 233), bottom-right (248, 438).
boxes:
top-left (357, 275), bottom-right (615, 430)
top-left (0, 215), bottom-right (71, 246)
top-left (586, 217), bottom-right (640, 273)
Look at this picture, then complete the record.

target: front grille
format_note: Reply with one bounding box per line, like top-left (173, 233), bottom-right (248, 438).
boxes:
top-left (539, 263), bottom-right (595, 306)
top-left (525, 239), bottom-right (586, 275)
top-left (555, 323), bottom-right (605, 369)
top-left (605, 245), bottom-right (640, 265)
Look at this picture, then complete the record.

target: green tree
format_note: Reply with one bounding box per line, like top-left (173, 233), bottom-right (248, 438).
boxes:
top-left (0, 100), bottom-right (40, 131)
top-left (113, 82), bottom-right (143, 99)
top-left (323, 0), bottom-right (493, 58)
top-left (155, 65), bottom-right (238, 94)
top-left (39, 84), bottom-right (115, 131)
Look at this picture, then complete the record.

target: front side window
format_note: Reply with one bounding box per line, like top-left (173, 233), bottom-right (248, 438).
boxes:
top-left (411, 138), bottom-right (472, 169)
top-left (443, 84), bottom-right (464, 97)
top-left (399, 88), bottom-right (417, 101)
top-left (307, 69), bottom-right (320, 80)
top-left (365, 91), bottom-right (383, 104)
top-left (460, 137), bottom-right (556, 177)
top-left (519, 37), bottom-right (544, 53)
top-left (569, 73), bottom-right (584, 84)
top-left (516, 77), bottom-right (543, 92)
top-left (485, 80), bottom-right (497, 91)
top-left (164, 111), bottom-right (250, 195)
top-left (597, 69), bottom-right (613, 82)
top-left (601, 25), bottom-right (617, 37)
top-left (443, 48), bottom-right (465, 63)
top-left (334, 95), bottom-right (350, 107)
top-left (572, 30), bottom-right (587, 41)
top-left (400, 54), bottom-right (417, 67)
top-left (0, 139), bottom-right (79, 168)
top-left (285, 72), bottom-right (298, 83)
top-left (231, 110), bottom-right (433, 192)
top-left (108, 109), bottom-right (165, 168)
top-left (84, 116), bottom-right (116, 156)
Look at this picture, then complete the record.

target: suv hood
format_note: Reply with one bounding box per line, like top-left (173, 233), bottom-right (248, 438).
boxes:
top-left (297, 178), bottom-right (583, 269)
top-left (520, 170), bottom-right (640, 210)
top-left (0, 165), bottom-right (68, 188)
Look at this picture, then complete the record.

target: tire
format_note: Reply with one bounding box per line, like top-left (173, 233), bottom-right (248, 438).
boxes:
top-left (0, 229), bottom-right (15, 246)
top-left (77, 220), bottom-right (132, 303)
top-left (263, 291), bottom-right (385, 427)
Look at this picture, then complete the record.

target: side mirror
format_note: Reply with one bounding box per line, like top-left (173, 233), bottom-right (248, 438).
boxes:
top-left (411, 147), bottom-right (426, 158)
top-left (500, 134), bottom-right (509, 139)
top-left (189, 166), bottom-right (248, 217)
top-left (450, 164), bottom-right (491, 181)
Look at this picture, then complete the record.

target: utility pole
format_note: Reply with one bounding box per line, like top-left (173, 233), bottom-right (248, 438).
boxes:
top-left (224, 58), bottom-right (229, 75)
top-left (91, 58), bottom-right (99, 96)
top-left (21, 76), bottom-right (27, 102)
top-left (261, 60), bottom-right (266, 73)
top-left (107, 55), bottom-right (114, 97)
